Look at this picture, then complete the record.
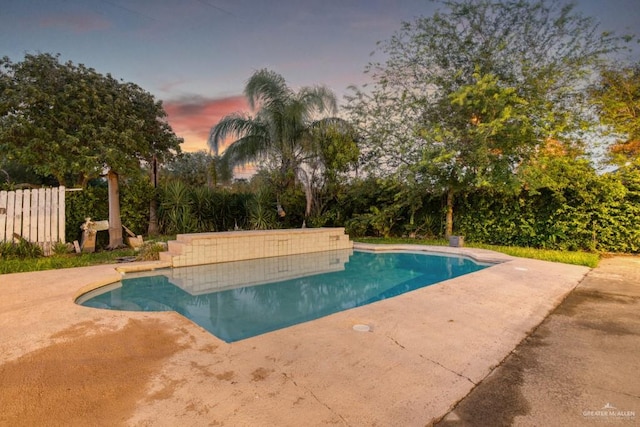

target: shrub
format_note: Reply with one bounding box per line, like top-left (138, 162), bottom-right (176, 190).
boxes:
top-left (0, 238), bottom-right (44, 260)
top-left (135, 242), bottom-right (167, 261)
top-left (65, 184), bottom-right (109, 244)
top-left (52, 241), bottom-right (72, 255)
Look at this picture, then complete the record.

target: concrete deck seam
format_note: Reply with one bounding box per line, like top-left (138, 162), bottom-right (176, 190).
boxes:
top-left (383, 333), bottom-right (476, 385)
top-left (418, 352), bottom-right (476, 386)
top-left (282, 372), bottom-right (352, 426)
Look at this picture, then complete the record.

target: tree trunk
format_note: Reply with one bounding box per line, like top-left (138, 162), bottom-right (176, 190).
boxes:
top-left (107, 169), bottom-right (123, 248)
top-left (304, 184), bottom-right (313, 219)
top-left (148, 198), bottom-right (159, 236)
top-left (148, 155), bottom-right (159, 236)
top-left (445, 187), bottom-right (454, 238)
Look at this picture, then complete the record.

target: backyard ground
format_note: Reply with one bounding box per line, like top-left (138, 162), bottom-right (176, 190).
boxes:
top-left (0, 247), bottom-right (637, 426)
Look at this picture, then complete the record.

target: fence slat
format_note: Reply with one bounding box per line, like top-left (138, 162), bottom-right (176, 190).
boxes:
top-left (0, 190), bottom-right (7, 242)
top-left (30, 190), bottom-right (38, 242)
top-left (58, 186), bottom-right (65, 243)
top-left (22, 189), bottom-right (31, 241)
top-left (6, 190), bottom-right (15, 240)
top-left (13, 190), bottom-right (24, 238)
top-left (51, 188), bottom-right (58, 244)
top-left (44, 188), bottom-right (52, 245)
top-left (37, 189), bottom-right (45, 243)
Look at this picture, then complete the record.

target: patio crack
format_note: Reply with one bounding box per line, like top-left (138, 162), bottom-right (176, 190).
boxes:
top-left (385, 334), bottom-right (476, 385)
top-left (418, 353), bottom-right (476, 385)
top-left (282, 373), bottom-right (352, 426)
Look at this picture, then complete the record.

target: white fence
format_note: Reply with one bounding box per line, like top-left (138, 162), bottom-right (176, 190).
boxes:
top-left (0, 187), bottom-right (66, 253)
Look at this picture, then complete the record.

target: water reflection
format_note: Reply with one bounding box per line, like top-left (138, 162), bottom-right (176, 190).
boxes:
top-left (79, 250), bottom-right (487, 342)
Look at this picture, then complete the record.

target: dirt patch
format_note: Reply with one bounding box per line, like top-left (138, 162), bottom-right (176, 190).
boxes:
top-left (215, 370), bottom-right (235, 381)
top-left (251, 367), bottom-right (273, 382)
top-left (0, 318), bottom-right (186, 426)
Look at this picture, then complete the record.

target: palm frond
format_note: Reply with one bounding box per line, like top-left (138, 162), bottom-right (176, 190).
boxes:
top-left (208, 114), bottom-right (264, 155)
top-left (244, 69), bottom-right (290, 111)
top-left (297, 86), bottom-right (338, 116)
top-left (222, 134), bottom-right (270, 166)
top-left (312, 116), bottom-right (353, 132)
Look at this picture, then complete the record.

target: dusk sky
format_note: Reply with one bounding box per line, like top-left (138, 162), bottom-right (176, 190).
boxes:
top-left (2, 0), bottom-right (639, 152)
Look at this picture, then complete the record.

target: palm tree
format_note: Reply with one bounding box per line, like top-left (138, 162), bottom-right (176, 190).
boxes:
top-left (208, 69), bottom-right (347, 218)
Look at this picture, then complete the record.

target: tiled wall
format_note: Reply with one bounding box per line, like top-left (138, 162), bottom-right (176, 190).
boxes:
top-left (159, 228), bottom-right (353, 268)
top-left (164, 248), bottom-right (353, 295)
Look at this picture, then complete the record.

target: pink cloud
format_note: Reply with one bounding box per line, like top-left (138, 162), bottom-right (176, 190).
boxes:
top-left (39, 14), bottom-right (111, 33)
top-left (164, 95), bottom-right (249, 153)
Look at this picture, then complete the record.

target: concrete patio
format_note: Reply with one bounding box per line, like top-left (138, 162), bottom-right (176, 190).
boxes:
top-left (0, 245), bottom-right (603, 426)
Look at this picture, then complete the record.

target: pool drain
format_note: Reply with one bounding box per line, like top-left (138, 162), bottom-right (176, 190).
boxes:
top-left (353, 324), bottom-right (371, 332)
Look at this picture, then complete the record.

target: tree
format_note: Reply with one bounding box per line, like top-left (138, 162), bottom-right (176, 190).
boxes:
top-left (208, 69), bottom-right (357, 218)
top-left (298, 119), bottom-right (359, 219)
top-left (0, 53), bottom-right (182, 246)
top-left (346, 0), bottom-right (627, 237)
top-left (1, 54), bottom-right (105, 186)
top-left (589, 62), bottom-right (640, 166)
top-left (162, 151), bottom-right (232, 187)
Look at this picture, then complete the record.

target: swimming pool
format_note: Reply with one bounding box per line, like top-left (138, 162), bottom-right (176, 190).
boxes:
top-left (77, 249), bottom-right (489, 342)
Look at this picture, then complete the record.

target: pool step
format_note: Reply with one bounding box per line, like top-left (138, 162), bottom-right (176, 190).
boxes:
top-left (160, 228), bottom-right (353, 268)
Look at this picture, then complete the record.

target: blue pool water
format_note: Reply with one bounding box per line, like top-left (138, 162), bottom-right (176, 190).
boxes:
top-left (77, 250), bottom-right (489, 342)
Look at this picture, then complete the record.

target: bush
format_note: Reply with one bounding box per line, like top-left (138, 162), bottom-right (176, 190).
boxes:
top-left (135, 241), bottom-right (167, 261)
top-left (120, 174), bottom-right (154, 236)
top-left (157, 181), bottom-right (255, 234)
top-left (455, 168), bottom-right (640, 253)
top-left (65, 184), bottom-right (109, 244)
top-left (0, 238), bottom-right (44, 260)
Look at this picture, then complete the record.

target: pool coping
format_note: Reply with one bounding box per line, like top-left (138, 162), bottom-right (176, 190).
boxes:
top-left (71, 261), bottom-right (172, 302)
top-left (0, 244), bottom-right (590, 425)
top-left (353, 242), bottom-right (513, 264)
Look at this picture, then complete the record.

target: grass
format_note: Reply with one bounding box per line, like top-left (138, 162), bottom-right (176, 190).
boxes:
top-left (0, 248), bottom-right (138, 274)
top-left (354, 237), bottom-right (600, 268)
top-left (467, 243), bottom-right (600, 268)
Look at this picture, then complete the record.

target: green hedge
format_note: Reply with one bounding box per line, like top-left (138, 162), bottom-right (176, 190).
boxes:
top-left (455, 169), bottom-right (640, 253)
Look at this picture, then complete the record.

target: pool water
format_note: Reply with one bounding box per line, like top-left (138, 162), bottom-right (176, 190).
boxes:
top-left (77, 250), bottom-right (489, 342)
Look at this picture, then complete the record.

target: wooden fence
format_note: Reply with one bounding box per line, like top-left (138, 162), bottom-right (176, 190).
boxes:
top-left (0, 187), bottom-right (66, 254)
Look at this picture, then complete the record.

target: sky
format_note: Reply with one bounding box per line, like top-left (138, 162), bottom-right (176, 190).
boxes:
top-left (2, 0), bottom-right (639, 153)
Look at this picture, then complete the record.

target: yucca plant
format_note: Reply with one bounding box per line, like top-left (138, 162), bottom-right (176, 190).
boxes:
top-left (247, 189), bottom-right (278, 230)
top-left (159, 181), bottom-right (195, 234)
top-left (190, 186), bottom-right (216, 231)
top-left (230, 192), bottom-right (252, 230)
top-left (213, 189), bottom-right (234, 231)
